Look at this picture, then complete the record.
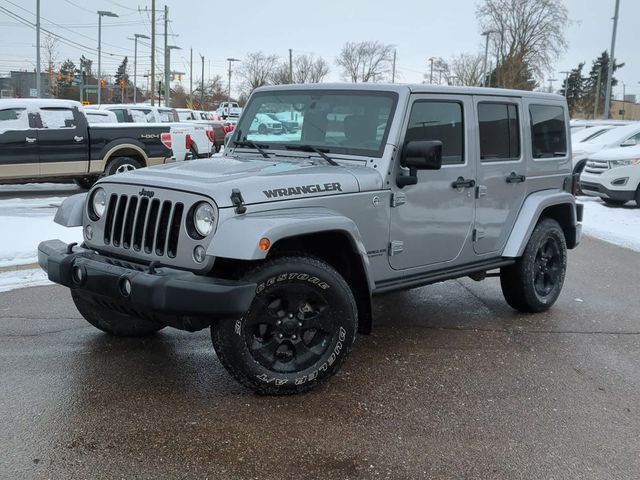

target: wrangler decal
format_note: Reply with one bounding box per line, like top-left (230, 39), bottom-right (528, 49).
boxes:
top-left (263, 182), bottom-right (342, 199)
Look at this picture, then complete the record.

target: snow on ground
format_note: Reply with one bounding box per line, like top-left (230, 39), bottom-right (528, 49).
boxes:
top-left (0, 268), bottom-right (50, 293)
top-left (0, 182), bottom-right (80, 193)
top-left (579, 196), bottom-right (640, 252)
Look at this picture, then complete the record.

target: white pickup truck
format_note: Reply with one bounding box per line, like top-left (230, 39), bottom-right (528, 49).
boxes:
top-left (216, 101), bottom-right (242, 120)
top-left (89, 104), bottom-right (218, 159)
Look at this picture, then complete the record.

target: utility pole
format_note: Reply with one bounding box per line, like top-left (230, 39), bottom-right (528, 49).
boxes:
top-left (391, 49), bottom-right (396, 83)
top-left (97, 10), bottom-right (118, 105)
top-left (150, 0), bottom-right (155, 106)
top-left (163, 5), bottom-right (169, 107)
top-left (594, 69), bottom-right (602, 118)
top-left (226, 58), bottom-right (240, 102)
top-left (36, 0), bottom-right (41, 97)
top-left (560, 70), bottom-right (571, 98)
top-left (133, 34), bottom-right (149, 103)
top-left (547, 78), bottom-right (557, 94)
top-left (189, 47), bottom-right (193, 105)
top-left (428, 57), bottom-right (435, 84)
top-left (604, 0), bottom-right (621, 119)
top-left (621, 80), bottom-right (626, 119)
top-left (200, 54), bottom-right (204, 108)
top-left (289, 48), bottom-right (293, 84)
top-left (481, 30), bottom-right (495, 87)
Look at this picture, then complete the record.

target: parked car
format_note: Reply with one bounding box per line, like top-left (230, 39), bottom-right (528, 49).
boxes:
top-left (571, 124), bottom-right (616, 144)
top-left (0, 99), bottom-right (175, 188)
top-left (174, 108), bottom-right (225, 152)
top-left (39, 84), bottom-right (581, 395)
top-left (250, 113), bottom-right (283, 134)
top-left (266, 113), bottom-right (298, 133)
top-left (84, 109), bottom-right (118, 124)
top-left (217, 101), bottom-right (242, 120)
top-left (570, 119), bottom-right (632, 133)
top-left (572, 122), bottom-right (640, 176)
top-left (580, 144), bottom-right (640, 206)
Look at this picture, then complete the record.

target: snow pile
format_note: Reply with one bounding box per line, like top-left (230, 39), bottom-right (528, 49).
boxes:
top-left (0, 268), bottom-right (50, 293)
top-left (579, 196), bottom-right (640, 252)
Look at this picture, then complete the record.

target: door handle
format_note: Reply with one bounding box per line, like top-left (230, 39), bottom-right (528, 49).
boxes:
top-left (506, 172), bottom-right (526, 183)
top-left (452, 176), bottom-right (476, 189)
top-left (74, 136), bottom-right (84, 142)
top-left (25, 137), bottom-right (37, 143)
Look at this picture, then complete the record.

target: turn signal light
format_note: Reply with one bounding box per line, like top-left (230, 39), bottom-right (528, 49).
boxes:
top-left (259, 238), bottom-right (270, 251)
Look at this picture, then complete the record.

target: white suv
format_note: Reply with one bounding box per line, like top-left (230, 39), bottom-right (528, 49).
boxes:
top-left (580, 144), bottom-right (640, 206)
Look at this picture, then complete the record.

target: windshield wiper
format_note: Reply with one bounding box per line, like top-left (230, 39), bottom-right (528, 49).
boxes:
top-left (284, 145), bottom-right (339, 166)
top-left (233, 140), bottom-right (270, 158)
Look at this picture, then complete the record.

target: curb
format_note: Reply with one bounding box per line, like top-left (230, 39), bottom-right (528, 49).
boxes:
top-left (0, 263), bottom-right (40, 274)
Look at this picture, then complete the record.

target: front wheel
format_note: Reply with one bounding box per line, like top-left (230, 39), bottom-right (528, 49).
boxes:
top-left (71, 290), bottom-right (164, 337)
top-left (500, 218), bottom-right (567, 313)
top-left (211, 256), bottom-right (357, 395)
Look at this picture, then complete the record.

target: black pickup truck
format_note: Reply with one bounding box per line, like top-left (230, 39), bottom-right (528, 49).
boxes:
top-left (0, 99), bottom-right (175, 188)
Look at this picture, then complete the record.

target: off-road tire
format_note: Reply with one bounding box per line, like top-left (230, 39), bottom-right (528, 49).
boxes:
top-left (602, 198), bottom-right (627, 206)
top-left (500, 218), bottom-right (567, 313)
top-left (104, 156), bottom-right (142, 177)
top-left (71, 290), bottom-right (164, 337)
top-left (74, 176), bottom-right (98, 190)
top-left (211, 256), bottom-right (358, 395)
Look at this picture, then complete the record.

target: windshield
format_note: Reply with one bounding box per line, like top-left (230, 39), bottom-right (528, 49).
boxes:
top-left (585, 124), bottom-right (640, 144)
top-left (233, 90), bottom-right (398, 157)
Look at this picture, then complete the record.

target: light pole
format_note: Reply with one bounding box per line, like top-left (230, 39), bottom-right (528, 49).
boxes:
top-left (547, 78), bottom-right (557, 94)
top-left (428, 57), bottom-right (436, 84)
top-left (36, 0), bottom-right (41, 97)
top-left (97, 10), bottom-right (118, 105)
top-left (604, 0), bottom-right (621, 118)
top-left (481, 30), bottom-right (496, 87)
top-left (165, 45), bottom-right (181, 107)
top-left (560, 70), bottom-right (571, 98)
top-left (133, 33), bottom-right (149, 104)
top-left (226, 57), bottom-right (240, 102)
top-left (620, 80), bottom-right (626, 119)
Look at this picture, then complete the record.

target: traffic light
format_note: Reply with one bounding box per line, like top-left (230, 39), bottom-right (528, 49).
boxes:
top-left (66, 72), bottom-right (72, 82)
top-left (119, 79), bottom-right (125, 89)
top-left (100, 79), bottom-right (106, 88)
top-left (57, 71), bottom-right (62, 81)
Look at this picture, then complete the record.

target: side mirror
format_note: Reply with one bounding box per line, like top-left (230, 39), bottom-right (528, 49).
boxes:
top-left (621, 138), bottom-right (637, 147)
top-left (397, 140), bottom-right (443, 187)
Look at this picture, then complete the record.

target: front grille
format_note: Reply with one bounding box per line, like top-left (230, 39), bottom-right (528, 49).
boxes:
top-left (584, 160), bottom-right (610, 175)
top-left (103, 194), bottom-right (184, 258)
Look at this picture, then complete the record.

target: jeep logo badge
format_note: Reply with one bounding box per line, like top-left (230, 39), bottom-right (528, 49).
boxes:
top-left (139, 188), bottom-right (155, 198)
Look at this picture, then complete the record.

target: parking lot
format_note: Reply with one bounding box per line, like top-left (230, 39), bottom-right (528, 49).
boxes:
top-left (2, 234), bottom-right (639, 479)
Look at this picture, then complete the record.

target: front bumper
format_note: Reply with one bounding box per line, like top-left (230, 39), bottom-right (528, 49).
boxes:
top-left (38, 239), bottom-right (256, 331)
top-left (579, 181), bottom-right (636, 201)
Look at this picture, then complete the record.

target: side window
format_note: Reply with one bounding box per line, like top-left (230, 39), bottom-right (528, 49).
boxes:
top-left (129, 110), bottom-right (148, 123)
top-left (406, 101), bottom-right (464, 165)
top-left (39, 108), bottom-right (77, 129)
top-left (0, 108), bottom-right (29, 131)
top-left (622, 132), bottom-right (640, 146)
top-left (478, 103), bottom-right (520, 161)
top-left (529, 104), bottom-right (567, 158)
top-left (109, 109), bottom-right (126, 123)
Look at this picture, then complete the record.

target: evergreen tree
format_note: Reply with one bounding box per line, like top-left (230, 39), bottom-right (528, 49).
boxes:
top-left (583, 51), bottom-right (624, 118)
top-left (114, 57), bottom-right (129, 85)
top-left (57, 58), bottom-right (76, 89)
top-left (560, 63), bottom-right (585, 117)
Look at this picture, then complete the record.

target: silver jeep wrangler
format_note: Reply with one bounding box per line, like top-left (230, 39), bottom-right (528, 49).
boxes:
top-left (39, 84), bottom-right (582, 395)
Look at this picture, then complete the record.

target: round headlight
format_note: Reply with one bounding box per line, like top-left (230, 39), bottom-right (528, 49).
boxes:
top-left (90, 187), bottom-right (107, 220)
top-left (193, 202), bottom-right (215, 237)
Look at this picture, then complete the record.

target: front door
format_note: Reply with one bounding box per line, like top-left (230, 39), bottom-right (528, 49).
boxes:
top-left (0, 107), bottom-right (39, 179)
top-left (473, 97), bottom-right (527, 254)
top-left (389, 95), bottom-right (476, 270)
top-left (36, 106), bottom-right (88, 177)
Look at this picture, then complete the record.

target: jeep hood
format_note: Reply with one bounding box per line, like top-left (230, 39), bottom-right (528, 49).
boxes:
top-left (99, 156), bottom-right (383, 208)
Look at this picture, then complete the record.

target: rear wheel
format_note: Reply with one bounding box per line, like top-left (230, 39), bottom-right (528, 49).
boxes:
top-left (71, 290), bottom-right (164, 337)
top-left (500, 218), bottom-right (567, 313)
top-left (258, 124), bottom-right (267, 135)
top-left (602, 198), bottom-right (627, 206)
top-left (211, 256), bottom-right (357, 395)
top-left (104, 156), bottom-right (142, 176)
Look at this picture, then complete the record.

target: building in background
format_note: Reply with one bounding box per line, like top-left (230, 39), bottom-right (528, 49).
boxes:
top-left (0, 71), bottom-right (51, 99)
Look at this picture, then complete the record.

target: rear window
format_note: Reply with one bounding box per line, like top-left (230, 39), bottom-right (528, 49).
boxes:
top-left (529, 105), bottom-right (567, 158)
top-left (478, 103), bottom-right (520, 161)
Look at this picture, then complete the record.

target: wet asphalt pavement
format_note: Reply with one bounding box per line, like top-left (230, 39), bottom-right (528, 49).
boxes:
top-left (1, 236), bottom-right (639, 479)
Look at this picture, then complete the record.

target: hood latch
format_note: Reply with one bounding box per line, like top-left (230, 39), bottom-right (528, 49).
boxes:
top-left (230, 188), bottom-right (247, 214)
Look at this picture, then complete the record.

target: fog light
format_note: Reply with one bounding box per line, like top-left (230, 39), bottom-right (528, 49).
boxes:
top-left (71, 265), bottom-right (84, 284)
top-left (85, 224), bottom-right (93, 240)
top-left (611, 177), bottom-right (629, 186)
top-left (193, 245), bottom-right (206, 263)
top-left (119, 277), bottom-right (132, 297)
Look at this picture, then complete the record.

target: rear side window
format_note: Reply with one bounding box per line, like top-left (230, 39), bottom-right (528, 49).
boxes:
top-left (478, 103), bottom-right (520, 161)
top-left (406, 101), bottom-right (464, 165)
top-left (109, 109), bottom-right (127, 123)
top-left (529, 105), bottom-right (567, 158)
top-left (40, 108), bottom-right (77, 129)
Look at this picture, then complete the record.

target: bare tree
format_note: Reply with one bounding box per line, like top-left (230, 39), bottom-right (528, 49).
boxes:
top-left (43, 34), bottom-right (59, 74)
top-left (238, 51), bottom-right (278, 93)
top-left (309, 57), bottom-right (329, 83)
top-left (293, 54), bottom-right (330, 83)
top-left (270, 62), bottom-right (291, 85)
top-left (336, 41), bottom-right (394, 82)
top-left (449, 53), bottom-right (485, 86)
top-left (477, 0), bottom-right (569, 89)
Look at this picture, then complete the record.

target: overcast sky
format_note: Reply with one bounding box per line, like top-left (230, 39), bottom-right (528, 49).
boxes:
top-left (0, 0), bottom-right (638, 99)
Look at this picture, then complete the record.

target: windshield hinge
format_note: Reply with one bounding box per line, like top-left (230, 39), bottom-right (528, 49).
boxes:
top-left (230, 188), bottom-right (247, 214)
top-left (391, 192), bottom-right (407, 207)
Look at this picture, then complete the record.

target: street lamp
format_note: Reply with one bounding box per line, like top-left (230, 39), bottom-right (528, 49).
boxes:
top-left (560, 70), bottom-right (571, 98)
top-left (481, 30), bottom-right (496, 87)
top-left (547, 78), bottom-right (558, 94)
top-left (133, 33), bottom-right (149, 103)
top-left (165, 45), bottom-right (181, 107)
top-left (226, 57), bottom-right (240, 103)
top-left (97, 10), bottom-right (118, 105)
top-left (428, 57), bottom-right (436, 84)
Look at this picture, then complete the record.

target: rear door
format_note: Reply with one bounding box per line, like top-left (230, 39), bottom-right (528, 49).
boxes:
top-left (37, 106), bottom-right (89, 176)
top-left (0, 107), bottom-right (39, 179)
top-left (473, 96), bottom-right (527, 254)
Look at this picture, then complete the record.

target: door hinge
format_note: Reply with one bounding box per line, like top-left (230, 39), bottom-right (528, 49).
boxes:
top-left (388, 240), bottom-right (404, 256)
top-left (475, 185), bottom-right (487, 199)
top-left (472, 229), bottom-right (486, 242)
top-left (391, 192), bottom-right (406, 207)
